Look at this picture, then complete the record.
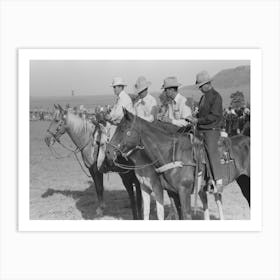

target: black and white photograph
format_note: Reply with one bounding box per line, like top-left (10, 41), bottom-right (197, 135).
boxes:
top-left (31, 59), bottom-right (251, 221)
top-left (18, 48), bottom-right (261, 231)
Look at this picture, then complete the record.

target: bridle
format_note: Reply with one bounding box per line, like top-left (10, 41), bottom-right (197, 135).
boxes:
top-left (107, 115), bottom-right (161, 170)
top-left (46, 114), bottom-right (79, 154)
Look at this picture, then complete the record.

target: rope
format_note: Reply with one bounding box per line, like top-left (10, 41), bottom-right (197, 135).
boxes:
top-left (172, 135), bottom-right (176, 162)
top-left (73, 152), bottom-right (92, 178)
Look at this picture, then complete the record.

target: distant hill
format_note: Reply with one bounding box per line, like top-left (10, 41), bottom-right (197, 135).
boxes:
top-left (180, 65), bottom-right (250, 107)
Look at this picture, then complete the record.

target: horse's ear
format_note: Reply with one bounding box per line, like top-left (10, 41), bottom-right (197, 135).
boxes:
top-left (54, 104), bottom-right (58, 109)
top-left (57, 104), bottom-right (63, 112)
top-left (123, 108), bottom-right (133, 120)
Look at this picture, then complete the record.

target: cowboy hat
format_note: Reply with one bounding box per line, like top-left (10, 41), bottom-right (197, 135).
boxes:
top-left (161, 76), bottom-right (181, 89)
top-left (134, 76), bottom-right (151, 94)
top-left (111, 77), bottom-right (127, 87)
top-left (195, 71), bottom-right (213, 88)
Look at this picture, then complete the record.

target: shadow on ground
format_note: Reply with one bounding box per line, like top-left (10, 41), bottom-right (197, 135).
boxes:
top-left (41, 181), bottom-right (218, 220)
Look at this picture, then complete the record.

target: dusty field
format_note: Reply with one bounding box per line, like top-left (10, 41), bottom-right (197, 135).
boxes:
top-left (30, 121), bottom-right (250, 220)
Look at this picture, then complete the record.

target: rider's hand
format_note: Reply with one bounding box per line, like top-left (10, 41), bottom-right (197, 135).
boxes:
top-left (186, 116), bottom-right (198, 124)
top-left (172, 119), bottom-right (189, 127)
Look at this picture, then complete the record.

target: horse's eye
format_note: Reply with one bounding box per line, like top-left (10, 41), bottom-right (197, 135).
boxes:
top-left (127, 131), bottom-right (131, 136)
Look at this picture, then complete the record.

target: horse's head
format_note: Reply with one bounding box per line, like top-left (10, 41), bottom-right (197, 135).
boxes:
top-left (44, 104), bottom-right (67, 146)
top-left (105, 108), bottom-right (142, 163)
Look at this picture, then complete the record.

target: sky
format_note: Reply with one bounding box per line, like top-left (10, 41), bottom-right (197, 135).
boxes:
top-left (30, 60), bottom-right (249, 97)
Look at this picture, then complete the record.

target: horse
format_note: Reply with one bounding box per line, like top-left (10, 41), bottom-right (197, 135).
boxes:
top-left (98, 119), bottom-right (173, 220)
top-left (44, 104), bottom-right (142, 220)
top-left (105, 109), bottom-right (250, 220)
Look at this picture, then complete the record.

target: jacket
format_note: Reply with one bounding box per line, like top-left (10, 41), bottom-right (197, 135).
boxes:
top-left (197, 88), bottom-right (224, 130)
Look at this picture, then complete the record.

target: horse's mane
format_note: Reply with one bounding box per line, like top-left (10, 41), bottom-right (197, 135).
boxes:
top-left (153, 119), bottom-right (180, 134)
top-left (67, 112), bottom-right (95, 135)
top-left (131, 114), bottom-right (190, 140)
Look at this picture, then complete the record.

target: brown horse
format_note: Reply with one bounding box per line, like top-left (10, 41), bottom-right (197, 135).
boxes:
top-left (44, 104), bottom-right (142, 219)
top-left (105, 109), bottom-right (250, 220)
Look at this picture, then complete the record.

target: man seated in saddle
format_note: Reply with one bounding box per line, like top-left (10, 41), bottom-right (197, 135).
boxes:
top-left (158, 76), bottom-right (192, 127)
top-left (133, 76), bottom-right (158, 122)
top-left (107, 77), bottom-right (134, 124)
top-left (96, 77), bottom-right (135, 143)
top-left (187, 71), bottom-right (224, 192)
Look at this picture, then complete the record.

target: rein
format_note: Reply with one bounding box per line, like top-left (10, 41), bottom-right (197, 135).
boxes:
top-left (113, 157), bottom-right (160, 170)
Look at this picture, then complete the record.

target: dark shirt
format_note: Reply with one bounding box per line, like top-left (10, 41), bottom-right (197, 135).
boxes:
top-left (197, 88), bottom-right (223, 130)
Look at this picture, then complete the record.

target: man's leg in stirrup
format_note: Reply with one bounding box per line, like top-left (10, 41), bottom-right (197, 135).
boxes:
top-left (204, 130), bottom-right (224, 193)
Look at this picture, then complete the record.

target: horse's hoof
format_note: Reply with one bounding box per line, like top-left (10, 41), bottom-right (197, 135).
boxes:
top-left (95, 207), bottom-right (104, 217)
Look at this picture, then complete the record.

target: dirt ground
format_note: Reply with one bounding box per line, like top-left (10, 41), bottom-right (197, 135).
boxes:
top-left (30, 121), bottom-right (250, 220)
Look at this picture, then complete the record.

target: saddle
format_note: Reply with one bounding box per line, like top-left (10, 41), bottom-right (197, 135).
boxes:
top-left (190, 131), bottom-right (235, 171)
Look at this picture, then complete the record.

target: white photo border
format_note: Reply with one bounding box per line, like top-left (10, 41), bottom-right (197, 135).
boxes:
top-left (19, 48), bottom-right (262, 232)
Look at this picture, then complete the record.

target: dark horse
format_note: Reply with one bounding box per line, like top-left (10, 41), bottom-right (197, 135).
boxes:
top-left (44, 104), bottom-right (142, 219)
top-left (106, 109), bottom-right (250, 220)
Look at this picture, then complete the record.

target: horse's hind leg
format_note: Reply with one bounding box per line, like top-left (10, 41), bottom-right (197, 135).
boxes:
top-left (236, 175), bottom-right (250, 207)
top-left (152, 181), bottom-right (164, 220)
top-left (89, 165), bottom-right (105, 217)
top-left (214, 192), bottom-right (224, 220)
top-left (199, 187), bottom-right (210, 220)
top-left (167, 191), bottom-right (181, 220)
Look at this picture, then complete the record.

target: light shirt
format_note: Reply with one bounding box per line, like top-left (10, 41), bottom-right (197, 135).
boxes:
top-left (110, 91), bottom-right (134, 123)
top-left (134, 93), bottom-right (157, 122)
top-left (167, 93), bottom-right (192, 120)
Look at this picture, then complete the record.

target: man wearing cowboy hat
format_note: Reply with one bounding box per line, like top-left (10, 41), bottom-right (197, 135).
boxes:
top-left (159, 76), bottom-right (191, 127)
top-left (133, 76), bottom-right (158, 122)
top-left (108, 77), bottom-right (134, 124)
top-left (187, 71), bottom-right (224, 191)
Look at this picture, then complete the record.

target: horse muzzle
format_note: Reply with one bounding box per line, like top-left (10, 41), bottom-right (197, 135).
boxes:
top-left (44, 134), bottom-right (56, 147)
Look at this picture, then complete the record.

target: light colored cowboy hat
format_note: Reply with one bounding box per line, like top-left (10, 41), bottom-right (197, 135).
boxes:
top-left (161, 76), bottom-right (181, 89)
top-left (195, 71), bottom-right (213, 88)
top-left (111, 77), bottom-right (127, 87)
top-left (134, 76), bottom-right (151, 94)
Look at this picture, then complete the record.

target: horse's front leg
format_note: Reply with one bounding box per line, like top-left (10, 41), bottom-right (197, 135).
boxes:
top-left (214, 192), bottom-right (224, 220)
top-left (199, 187), bottom-right (210, 220)
top-left (141, 189), bottom-right (151, 220)
top-left (134, 180), bottom-right (143, 220)
top-left (120, 174), bottom-right (138, 220)
top-left (89, 165), bottom-right (105, 217)
top-left (166, 190), bottom-right (181, 220)
top-left (152, 181), bottom-right (164, 220)
top-left (178, 184), bottom-right (192, 220)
